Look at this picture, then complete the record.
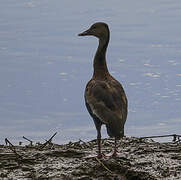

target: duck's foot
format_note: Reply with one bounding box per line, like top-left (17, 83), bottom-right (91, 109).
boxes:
top-left (84, 154), bottom-right (97, 159)
top-left (106, 151), bottom-right (121, 158)
top-left (84, 152), bottom-right (107, 159)
top-left (111, 151), bottom-right (121, 158)
top-left (97, 152), bottom-right (107, 159)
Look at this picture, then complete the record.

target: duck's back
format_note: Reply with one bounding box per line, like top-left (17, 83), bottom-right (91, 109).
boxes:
top-left (85, 75), bottom-right (127, 138)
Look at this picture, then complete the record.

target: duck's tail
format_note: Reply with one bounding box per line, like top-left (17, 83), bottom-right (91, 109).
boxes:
top-left (106, 118), bottom-right (124, 139)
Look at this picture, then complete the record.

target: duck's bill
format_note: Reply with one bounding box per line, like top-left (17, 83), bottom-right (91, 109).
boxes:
top-left (78, 29), bottom-right (91, 36)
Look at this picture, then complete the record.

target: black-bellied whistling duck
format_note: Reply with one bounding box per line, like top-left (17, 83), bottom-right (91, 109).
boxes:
top-left (78, 22), bottom-right (128, 158)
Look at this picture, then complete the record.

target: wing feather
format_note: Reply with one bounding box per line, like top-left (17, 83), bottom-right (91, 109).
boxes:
top-left (85, 78), bottom-right (127, 137)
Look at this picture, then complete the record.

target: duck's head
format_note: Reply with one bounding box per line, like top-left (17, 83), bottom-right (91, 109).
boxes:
top-left (78, 22), bottom-right (109, 40)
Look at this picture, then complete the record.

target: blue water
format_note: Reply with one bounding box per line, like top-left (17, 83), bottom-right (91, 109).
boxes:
top-left (0, 0), bottom-right (181, 144)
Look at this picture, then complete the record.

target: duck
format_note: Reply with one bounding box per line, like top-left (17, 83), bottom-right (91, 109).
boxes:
top-left (78, 22), bottom-right (128, 158)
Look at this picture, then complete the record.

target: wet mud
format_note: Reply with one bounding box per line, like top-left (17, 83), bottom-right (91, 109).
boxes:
top-left (0, 137), bottom-right (181, 179)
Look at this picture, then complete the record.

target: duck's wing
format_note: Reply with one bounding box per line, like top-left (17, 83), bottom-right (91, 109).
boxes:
top-left (85, 79), bottom-right (127, 137)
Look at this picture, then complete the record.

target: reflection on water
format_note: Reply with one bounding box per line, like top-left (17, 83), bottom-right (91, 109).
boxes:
top-left (0, 0), bottom-right (181, 144)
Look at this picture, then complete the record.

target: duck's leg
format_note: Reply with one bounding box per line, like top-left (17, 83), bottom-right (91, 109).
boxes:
top-left (111, 138), bottom-right (119, 157)
top-left (96, 124), bottom-right (103, 158)
top-left (94, 121), bottom-right (105, 158)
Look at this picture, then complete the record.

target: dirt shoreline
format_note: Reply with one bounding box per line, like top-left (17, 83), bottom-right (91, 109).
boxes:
top-left (0, 136), bottom-right (181, 179)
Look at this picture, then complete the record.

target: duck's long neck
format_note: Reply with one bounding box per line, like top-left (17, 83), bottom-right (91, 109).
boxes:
top-left (93, 35), bottom-right (110, 79)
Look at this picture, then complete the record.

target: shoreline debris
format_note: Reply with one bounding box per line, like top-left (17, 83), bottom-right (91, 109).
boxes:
top-left (1, 136), bottom-right (181, 179)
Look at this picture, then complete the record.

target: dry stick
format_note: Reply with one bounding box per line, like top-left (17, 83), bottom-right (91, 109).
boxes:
top-left (40, 132), bottom-right (57, 150)
top-left (95, 157), bottom-right (113, 174)
top-left (5, 138), bottom-right (23, 159)
top-left (140, 134), bottom-right (181, 142)
top-left (79, 139), bottom-right (90, 148)
top-left (23, 136), bottom-right (33, 146)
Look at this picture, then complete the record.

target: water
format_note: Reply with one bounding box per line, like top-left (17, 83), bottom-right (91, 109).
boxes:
top-left (0, 0), bottom-right (181, 144)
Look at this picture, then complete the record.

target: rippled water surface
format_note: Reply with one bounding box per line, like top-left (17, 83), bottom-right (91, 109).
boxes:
top-left (0, 0), bottom-right (181, 144)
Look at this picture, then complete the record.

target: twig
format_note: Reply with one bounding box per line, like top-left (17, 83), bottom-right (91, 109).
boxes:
top-left (178, 136), bottom-right (180, 142)
top-left (5, 138), bottom-right (23, 159)
top-left (140, 134), bottom-right (181, 142)
top-left (95, 157), bottom-right (113, 174)
top-left (39, 132), bottom-right (57, 150)
top-left (23, 136), bottom-right (33, 146)
top-left (79, 139), bottom-right (90, 148)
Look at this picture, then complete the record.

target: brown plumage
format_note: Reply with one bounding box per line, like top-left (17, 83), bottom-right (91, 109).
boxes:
top-left (78, 22), bottom-right (128, 158)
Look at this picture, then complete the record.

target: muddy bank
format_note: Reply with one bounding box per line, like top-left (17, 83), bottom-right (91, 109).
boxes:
top-left (0, 136), bottom-right (181, 179)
